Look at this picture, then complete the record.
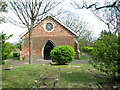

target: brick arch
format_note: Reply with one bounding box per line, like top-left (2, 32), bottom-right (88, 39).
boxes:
top-left (42, 39), bottom-right (56, 59)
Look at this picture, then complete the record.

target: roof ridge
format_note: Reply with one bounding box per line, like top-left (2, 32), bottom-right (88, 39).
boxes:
top-left (20, 14), bottom-right (78, 38)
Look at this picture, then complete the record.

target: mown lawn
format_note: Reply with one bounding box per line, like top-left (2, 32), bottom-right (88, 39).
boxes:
top-left (2, 64), bottom-right (120, 88)
top-left (79, 54), bottom-right (89, 60)
top-left (2, 64), bottom-right (98, 88)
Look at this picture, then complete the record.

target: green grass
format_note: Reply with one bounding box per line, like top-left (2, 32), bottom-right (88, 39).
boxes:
top-left (2, 64), bottom-right (97, 88)
top-left (79, 54), bottom-right (89, 60)
top-left (2, 64), bottom-right (120, 88)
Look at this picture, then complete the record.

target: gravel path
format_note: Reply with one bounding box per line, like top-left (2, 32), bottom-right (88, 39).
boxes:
top-left (8, 53), bottom-right (91, 65)
top-left (82, 53), bottom-right (91, 59)
top-left (9, 59), bottom-right (89, 65)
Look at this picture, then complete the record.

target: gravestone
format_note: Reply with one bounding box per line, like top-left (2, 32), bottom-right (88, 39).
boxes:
top-left (2, 60), bottom-right (11, 70)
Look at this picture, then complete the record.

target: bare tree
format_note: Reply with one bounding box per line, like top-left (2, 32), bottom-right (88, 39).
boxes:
top-left (71, 0), bottom-right (120, 33)
top-left (71, 0), bottom-right (120, 46)
top-left (0, 1), bottom-right (8, 23)
top-left (5, 0), bottom-right (62, 64)
top-left (57, 12), bottom-right (93, 46)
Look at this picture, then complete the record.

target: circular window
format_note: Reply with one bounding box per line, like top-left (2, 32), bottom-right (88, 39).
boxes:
top-left (45, 23), bottom-right (53, 31)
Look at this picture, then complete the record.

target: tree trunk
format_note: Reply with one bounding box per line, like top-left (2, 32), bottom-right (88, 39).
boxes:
top-left (0, 33), bottom-right (2, 62)
top-left (29, 23), bottom-right (33, 65)
top-left (117, 13), bottom-right (120, 73)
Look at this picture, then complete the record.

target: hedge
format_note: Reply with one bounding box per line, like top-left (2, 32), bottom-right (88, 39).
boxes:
top-left (81, 46), bottom-right (93, 54)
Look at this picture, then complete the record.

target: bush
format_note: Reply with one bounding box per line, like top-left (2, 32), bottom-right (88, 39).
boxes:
top-left (13, 52), bottom-right (19, 57)
top-left (22, 56), bottom-right (25, 60)
top-left (2, 60), bottom-right (5, 64)
top-left (89, 32), bottom-right (120, 77)
top-left (7, 54), bottom-right (13, 59)
top-left (2, 42), bottom-right (14, 60)
top-left (1, 33), bottom-right (14, 60)
top-left (50, 45), bottom-right (76, 65)
top-left (81, 46), bottom-right (93, 54)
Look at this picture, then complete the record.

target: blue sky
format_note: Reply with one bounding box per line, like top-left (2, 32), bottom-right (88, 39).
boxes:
top-left (0, 0), bottom-right (108, 43)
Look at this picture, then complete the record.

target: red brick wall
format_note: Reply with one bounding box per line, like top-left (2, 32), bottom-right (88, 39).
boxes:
top-left (20, 17), bottom-right (79, 60)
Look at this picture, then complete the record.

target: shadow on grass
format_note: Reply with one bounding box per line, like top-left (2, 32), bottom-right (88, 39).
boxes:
top-left (50, 62), bottom-right (69, 66)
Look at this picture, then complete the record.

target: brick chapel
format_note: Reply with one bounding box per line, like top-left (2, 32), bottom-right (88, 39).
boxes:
top-left (20, 14), bottom-right (80, 60)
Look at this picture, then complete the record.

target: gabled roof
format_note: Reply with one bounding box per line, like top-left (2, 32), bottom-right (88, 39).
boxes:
top-left (20, 14), bottom-right (79, 38)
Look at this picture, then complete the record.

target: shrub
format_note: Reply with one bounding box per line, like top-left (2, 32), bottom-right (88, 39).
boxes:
top-left (89, 32), bottom-right (120, 77)
top-left (13, 52), bottom-right (19, 57)
top-left (22, 56), bottom-right (25, 60)
top-left (1, 33), bottom-right (14, 60)
top-left (2, 42), bottom-right (14, 60)
top-left (2, 60), bottom-right (5, 64)
top-left (7, 54), bottom-right (13, 59)
top-left (81, 46), bottom-right (93, 54)
top-left (50, 45), bottom-right (76, 65)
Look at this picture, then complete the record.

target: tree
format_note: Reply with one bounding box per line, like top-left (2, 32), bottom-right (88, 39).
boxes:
top-left (0, 33), bottom-right (2, 62)
top-left (12, 40), bottom-right (22, 50)
top-left (89, 31), bottom-right (120, 77)
top-left (0, 1), bottom-right (8, 62)
top-left (5, 0), bottom-right (62, 64)
top-left (71, 0), bottom-right (120, 32)
top-left (71, 0), bottom-right (120, 48)
top-left (0, 32), bottom-right (14, 60)
top-left (57, 12), bottom-right (93, 47)
top-left (0, 1), bottom-right (8, 23)
top-left (71, 0), bottom-right (120, 74)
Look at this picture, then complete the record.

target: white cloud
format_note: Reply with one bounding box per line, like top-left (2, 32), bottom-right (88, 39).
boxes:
top-left (0, 22), bottom-right (26, 43)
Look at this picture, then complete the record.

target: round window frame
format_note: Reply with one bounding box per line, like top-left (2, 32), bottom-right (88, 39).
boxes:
top-left (43, 21), bottom-right (55, 32)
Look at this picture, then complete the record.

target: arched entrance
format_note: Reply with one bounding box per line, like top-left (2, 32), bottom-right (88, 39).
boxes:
top-left (44, 40), bottom-right (55, 60)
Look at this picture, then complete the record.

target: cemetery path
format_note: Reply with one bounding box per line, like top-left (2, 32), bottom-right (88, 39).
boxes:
top-left (82, 53), bottom-right (91, 59)
top-left (9, 59), bottom-right (89, 65)
top-left (7, 53), bottom-right (91, 65)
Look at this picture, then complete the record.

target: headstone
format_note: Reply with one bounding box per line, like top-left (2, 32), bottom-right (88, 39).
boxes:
top-left (66, 72), bottom-right (72, 74)
top-left (2, 60), bottom-right (11, 70)
top-left (113, 86), bottom-right (118, 89)
top-left (42, 64), bottom-right (45, 66)
top-left (68, 83), bottom-right (71, 89)
top-left (69, 66), bottom-right (80, 68)
top-left (24, 62), bottom-right (29, 65)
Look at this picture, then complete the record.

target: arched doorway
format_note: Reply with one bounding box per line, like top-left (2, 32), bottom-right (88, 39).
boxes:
top-left (44, 40), bottom-right (55, 60)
